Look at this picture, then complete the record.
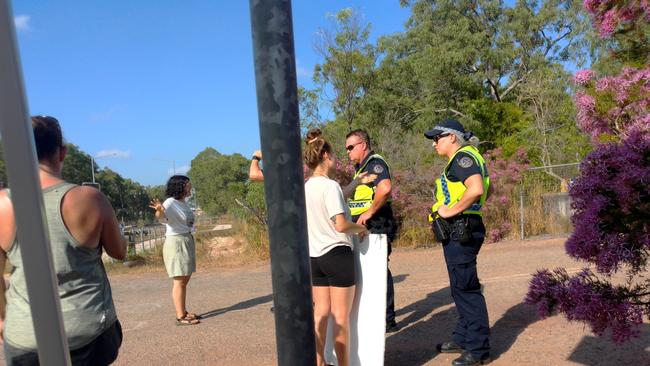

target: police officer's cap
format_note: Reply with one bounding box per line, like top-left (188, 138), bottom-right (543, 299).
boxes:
top-left (424, 119), bottom-right (466, 139)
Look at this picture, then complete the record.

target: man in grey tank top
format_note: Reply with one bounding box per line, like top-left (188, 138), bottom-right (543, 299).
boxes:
top-left (0, 116), bottom-right (126, 365)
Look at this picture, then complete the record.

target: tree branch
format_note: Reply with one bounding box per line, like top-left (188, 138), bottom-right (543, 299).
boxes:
top-left (434, 108), bottom-right (467, 118)
top-left (485, 78), bottom-right (501, 102)
top-left (501, 69), bottom-right (534, 100)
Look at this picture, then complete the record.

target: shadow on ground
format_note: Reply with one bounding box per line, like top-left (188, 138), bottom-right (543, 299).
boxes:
top-left (393, 273), bottom-right (409, 285)
top-left (386, 288), bottom-right (455, 365)
top-left (568, 324), bottom-right (650, 365)
top-left (198, 294), bottom-right (273, 320)
top-left (489, 303), bottom-right (540, 361)
top-left (387, 292), bottom-right (544, 365)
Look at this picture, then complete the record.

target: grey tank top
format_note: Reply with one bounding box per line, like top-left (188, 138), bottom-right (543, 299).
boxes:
top-left (4, 182), bottom-right (117, 350)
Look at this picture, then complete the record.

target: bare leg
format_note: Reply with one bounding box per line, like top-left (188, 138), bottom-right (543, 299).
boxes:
top-left (312, 286), bottom-right (331, 366)
top-left (330, 285), bottom-right (356, 366)
top-left (172, 275), bottom-right (191, 319)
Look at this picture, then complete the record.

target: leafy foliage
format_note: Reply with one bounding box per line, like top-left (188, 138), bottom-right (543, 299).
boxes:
top-left (313, 8), bottom-right (377, 131)
top-left (526, 1), bottom-right (650, 344)
top-left (188, 148), bottom-right (249, 216)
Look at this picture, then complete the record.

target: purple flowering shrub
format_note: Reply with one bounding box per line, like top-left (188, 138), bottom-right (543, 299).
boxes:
top-left (391, 167), bottom-right (439, 246)
top-left (526, 268), bottom-right (644, 344)
top-left (574, 67), bottom-right (650, 143)
top-left (566, 131), bottom-right (650, 274)
top-left (482, 148), bottom-right (529, 242)
top-left (583, 0), bottom-right (650, 37)
top-left (527, 1), bottom-right (650, 344)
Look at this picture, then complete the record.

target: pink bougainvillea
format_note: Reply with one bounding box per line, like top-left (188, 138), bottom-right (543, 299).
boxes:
top-left (574, 67), bottom-right (650, 142)
top-left (482, 148), bottom-right (529, 243)
top-left (584, 0), bottom-right (650, 36)
top-left (573, 69), bottom-right (596, 85)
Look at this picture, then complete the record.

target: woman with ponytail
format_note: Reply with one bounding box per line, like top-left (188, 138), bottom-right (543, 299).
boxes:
top-left (303, 129), bottom-right (367, 366)
top-left (424, 119), bottom-right (492, 366)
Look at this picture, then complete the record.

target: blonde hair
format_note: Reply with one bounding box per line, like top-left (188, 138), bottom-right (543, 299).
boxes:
top-left (454, 131), bottom-right (480, 147)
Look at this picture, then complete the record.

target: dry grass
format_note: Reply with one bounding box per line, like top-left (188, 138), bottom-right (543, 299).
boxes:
top-left (520, 184), bottom-right (573, 238)
top-left (393, 217), bottom-right (437, 249)
top-left (105, 220), bottom-right (269, 274)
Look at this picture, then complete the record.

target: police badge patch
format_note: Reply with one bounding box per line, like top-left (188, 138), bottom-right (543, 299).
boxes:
top-left (458, 156), bottom-right (474, 168)
top-left (373, 164), bottom-right (385, 174)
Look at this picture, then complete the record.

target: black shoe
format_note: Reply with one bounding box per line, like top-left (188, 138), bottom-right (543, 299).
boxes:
top-left (386, 320), bottom-right (400, 333)
top-left (437, 341), bottom-right (464, 354)
top-left (451, 352), bottom-right (491, 366)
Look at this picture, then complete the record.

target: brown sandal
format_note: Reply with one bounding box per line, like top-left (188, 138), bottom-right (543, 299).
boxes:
top-left (184, 311), bottom-right (201, 320)
top-left (176, 314), bottom-right (200, 325)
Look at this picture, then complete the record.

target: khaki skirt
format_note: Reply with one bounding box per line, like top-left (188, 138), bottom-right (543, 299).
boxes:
top-left (162, 233), bottom-right (196, 278)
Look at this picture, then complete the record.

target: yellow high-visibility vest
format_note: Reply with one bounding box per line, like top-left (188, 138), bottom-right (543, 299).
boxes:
top-left (349, 154), bottom-right (391, 216)
top-left (429, 145), bottom-right (490, 221)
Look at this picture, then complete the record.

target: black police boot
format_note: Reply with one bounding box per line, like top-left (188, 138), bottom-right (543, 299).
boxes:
top-left (436, 341), bottom-right (464, 354)
top-left (451, 352), bottom-right (491, 366)
top-left (386, 320), bottom-right (400, 333)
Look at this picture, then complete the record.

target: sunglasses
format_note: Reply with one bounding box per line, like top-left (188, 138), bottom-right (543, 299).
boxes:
top-left (346, 141), bottom-right (363, 152)
top-left (433, 133), bottom-right (450, 143)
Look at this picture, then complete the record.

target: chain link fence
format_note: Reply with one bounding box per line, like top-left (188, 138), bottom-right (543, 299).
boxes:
top-left (518, 163), bottom-right (581, 240)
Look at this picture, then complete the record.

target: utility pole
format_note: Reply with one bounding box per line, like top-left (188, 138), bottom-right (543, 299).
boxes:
top-left (0, 0), bottom-right (71, 363)
top-left (249, 1), bottom-right (316, 365)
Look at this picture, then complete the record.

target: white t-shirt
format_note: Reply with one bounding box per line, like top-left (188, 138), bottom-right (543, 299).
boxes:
top-left (304, 176), bottom-right (353, 257)
top-left (162, 197), bottom-right (195, 235)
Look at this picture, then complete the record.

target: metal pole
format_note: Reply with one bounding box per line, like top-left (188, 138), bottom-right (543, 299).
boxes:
top-left (0, 1), bottom-right (71, 364)
top-left (249, 1), bottom-right (316, 365)
top-left (520, 186), bottom-right (525, 240)
top-left (91, 156), bottom-right (95, 184)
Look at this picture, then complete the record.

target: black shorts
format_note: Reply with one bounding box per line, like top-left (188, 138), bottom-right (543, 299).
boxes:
top-left (4, 319), bottom-right (123, 366)
top-left (311, 245), bottom-right (356, 287)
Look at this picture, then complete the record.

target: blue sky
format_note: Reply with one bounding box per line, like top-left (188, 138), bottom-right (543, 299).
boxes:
top-left (11, 0), bottom-right (411, 186)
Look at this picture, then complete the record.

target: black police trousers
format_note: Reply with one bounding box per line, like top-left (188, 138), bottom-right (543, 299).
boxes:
top-left (442, 217), bottom-right (490, 359)
top-left (387, 264), bottom-right (395, 324)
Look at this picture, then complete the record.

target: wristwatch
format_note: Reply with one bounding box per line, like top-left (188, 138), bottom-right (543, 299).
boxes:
top-left (252, 156), bottom-right (261, 161)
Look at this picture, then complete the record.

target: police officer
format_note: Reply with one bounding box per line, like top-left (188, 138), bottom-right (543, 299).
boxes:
top-left (345, 129), bottom-right (399, 333)
top-left (425, 119), bottom-right (492, 366)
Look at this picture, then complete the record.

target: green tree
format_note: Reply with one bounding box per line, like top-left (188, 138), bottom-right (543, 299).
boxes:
top-left (298, 86), bottom-right (324, 131)
top-left (397, 0), bottom-right (588, 103)
top-left (313, 8), bottom-right (377, 131)
top-left (146, 185), bottom-right (166, 202)
top-left (515, 66), bottom-right (591, 165)
top-left (188, 148), bottom-right (249, 216)
top-left (96, 168), bottom-right (126, 216)
top-left (61, 144), bottom-right (94, 184)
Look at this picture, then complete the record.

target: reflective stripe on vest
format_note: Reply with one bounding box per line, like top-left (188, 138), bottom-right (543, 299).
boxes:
top-left (430, 146), bottom-right (490, 220)
top-left (349, 154), bottom-right (390, 216)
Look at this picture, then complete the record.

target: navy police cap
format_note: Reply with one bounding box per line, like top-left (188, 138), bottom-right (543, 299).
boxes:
top-left (424, 119), bottom-right (467, 139)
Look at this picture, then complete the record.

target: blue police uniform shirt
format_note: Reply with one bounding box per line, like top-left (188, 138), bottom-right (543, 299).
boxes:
top-left (361, 155), bottom-right (391, 187)
top-left (446, 151), bottom-right (484, 183)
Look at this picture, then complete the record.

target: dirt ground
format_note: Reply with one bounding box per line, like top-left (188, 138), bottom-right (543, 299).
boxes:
top-left (2, 237), bottom-right (649, 365)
